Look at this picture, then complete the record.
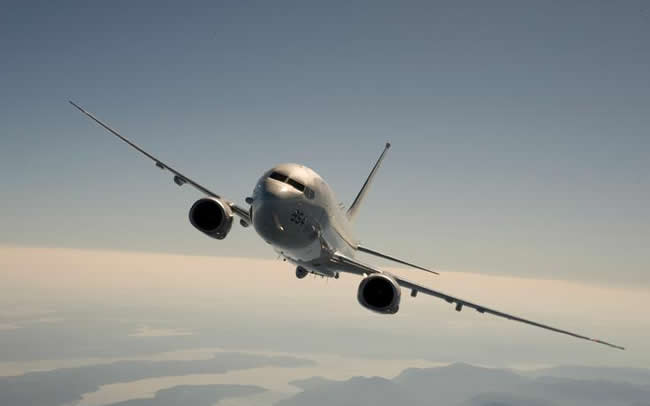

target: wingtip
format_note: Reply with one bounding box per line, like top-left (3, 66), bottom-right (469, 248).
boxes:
top-left (385, 142), bottom-right (391, 149)
top-left (420, 267), bottom-right (439, 276)
top-left (591, 338), bottom-right (625, 350)
top-left (426, 268), bottom-right (440, 276)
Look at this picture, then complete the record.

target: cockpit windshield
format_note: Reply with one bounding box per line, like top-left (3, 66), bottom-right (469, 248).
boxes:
top-left (287, 178), bottom-right (305, 192)
top-left (269, 171), bottom-right (288, 182)
top-left (268, 171), bottom-right (310, 195)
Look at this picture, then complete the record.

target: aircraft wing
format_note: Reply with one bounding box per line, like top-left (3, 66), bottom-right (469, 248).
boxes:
top-left (69, 101), bottom-right (251, 224)
top-left (331, 253), bottom-right (625, 350)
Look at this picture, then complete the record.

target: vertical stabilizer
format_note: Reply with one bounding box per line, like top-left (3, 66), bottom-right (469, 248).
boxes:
top-left (346, 142), bottom-right (391, 220)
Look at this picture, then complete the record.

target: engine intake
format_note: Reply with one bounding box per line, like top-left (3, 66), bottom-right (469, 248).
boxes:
top-left (189, 197), bottom-right (233, 240)
top-left (357, 273), bottom-right (401, 314)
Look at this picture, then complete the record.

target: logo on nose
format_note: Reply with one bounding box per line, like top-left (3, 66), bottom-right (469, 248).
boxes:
top-left (290, 209), bottom-right (306, 225)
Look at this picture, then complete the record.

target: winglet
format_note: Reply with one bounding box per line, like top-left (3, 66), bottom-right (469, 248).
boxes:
top-left (347, 142), bottom-right (391, 220)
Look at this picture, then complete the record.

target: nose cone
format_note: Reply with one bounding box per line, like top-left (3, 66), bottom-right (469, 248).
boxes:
top-left (253, 200), bottom-right (314, 249)
top-left (252, 180), bottom-right (317, 250)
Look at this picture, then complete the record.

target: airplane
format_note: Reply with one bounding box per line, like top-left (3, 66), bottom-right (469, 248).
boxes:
top-left (70, 101), bottom-right (624, 351)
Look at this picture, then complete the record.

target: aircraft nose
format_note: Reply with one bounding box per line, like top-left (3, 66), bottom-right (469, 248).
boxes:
top-left (251, 182), bottom-right (316, 249)
top-left (252, 200), bottom-right (303, 249)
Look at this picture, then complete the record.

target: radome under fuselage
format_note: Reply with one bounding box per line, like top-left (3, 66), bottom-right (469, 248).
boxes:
top-left (251, 163), bottom-right (356, 277)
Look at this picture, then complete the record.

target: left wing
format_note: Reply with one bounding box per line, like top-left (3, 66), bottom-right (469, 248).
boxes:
top-left (69, 101), bottom-right (251, 224)
top-left (331, 253), bottom-right (625, 350)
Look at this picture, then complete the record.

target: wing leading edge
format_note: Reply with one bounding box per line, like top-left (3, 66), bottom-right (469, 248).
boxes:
top-left (331, 253), bottom-right (625, 350)
top-left (69, 101), bottom-right (251, 223)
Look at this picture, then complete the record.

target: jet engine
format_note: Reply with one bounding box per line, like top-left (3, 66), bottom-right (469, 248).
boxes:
top-left (189, 197), bottom-right (233, 240)
top-left (357, 273), bottom-right (401, 314)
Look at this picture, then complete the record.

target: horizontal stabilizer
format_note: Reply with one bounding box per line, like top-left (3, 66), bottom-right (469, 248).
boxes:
top-left (357, 245), bottom-right (438, 276)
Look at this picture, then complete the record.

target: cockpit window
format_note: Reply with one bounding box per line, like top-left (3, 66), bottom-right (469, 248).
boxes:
top-left (268, 171), bottom-right (309, 194)
top-left (269, 171), bottom-right (288, 182)
top-left (287, 178), bottom-right (305, 192)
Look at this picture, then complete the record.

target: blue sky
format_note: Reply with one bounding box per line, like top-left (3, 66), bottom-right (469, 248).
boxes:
top-left (1, 1), bottom-right (648, 285)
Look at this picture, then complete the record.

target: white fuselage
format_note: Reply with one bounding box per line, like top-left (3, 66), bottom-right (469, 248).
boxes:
top-left (251, 163), bottom-right (356, 277)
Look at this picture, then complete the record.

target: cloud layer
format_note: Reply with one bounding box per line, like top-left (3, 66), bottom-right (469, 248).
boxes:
top-left (1, 245), bottom-right (648, 367)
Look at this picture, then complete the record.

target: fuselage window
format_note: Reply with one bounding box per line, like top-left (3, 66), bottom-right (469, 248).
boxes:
top-left (269, 172), bottom-right (288, 182)
top-left (287, 178), bottom-right (305, 192)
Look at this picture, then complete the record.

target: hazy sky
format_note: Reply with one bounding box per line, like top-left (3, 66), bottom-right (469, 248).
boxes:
top-left (1, 1), bottom-right (649, 286)
top-left (2, 246), bottom-right (648, 368)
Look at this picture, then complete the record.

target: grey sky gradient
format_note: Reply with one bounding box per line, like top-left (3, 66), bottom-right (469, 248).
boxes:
top-left (1, 1), bottom-right (648, 285)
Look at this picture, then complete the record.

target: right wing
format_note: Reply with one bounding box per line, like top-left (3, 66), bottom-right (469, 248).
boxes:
top-left (69, 101), bottom-right (251, 224)
top-left (331, 253), bottom-right (625, 350)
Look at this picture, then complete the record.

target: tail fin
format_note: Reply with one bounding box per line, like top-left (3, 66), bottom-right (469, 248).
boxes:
top-left (347, 142), bottom-right (391, 220)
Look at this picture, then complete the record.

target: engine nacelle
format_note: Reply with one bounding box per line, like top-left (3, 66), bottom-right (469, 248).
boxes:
top-left (357, 273), bottom-right (401, 314)
top-left (189, 197), bottom-right (234, 240)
